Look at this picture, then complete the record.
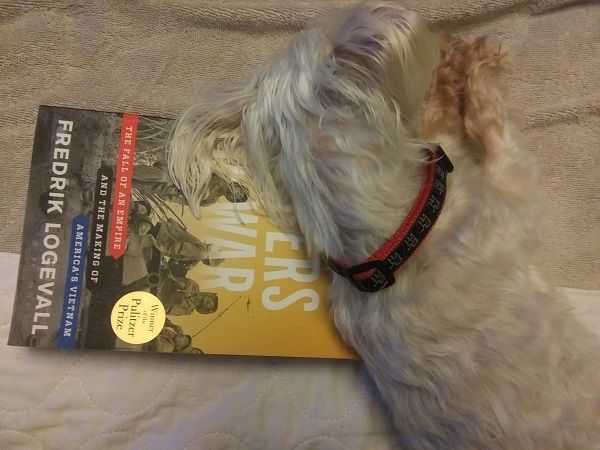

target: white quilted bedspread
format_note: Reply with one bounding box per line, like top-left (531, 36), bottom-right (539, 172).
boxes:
top-left (1, 251), bottom-right (599, 450)
top-left (0, 252), bottom-right (397, 450)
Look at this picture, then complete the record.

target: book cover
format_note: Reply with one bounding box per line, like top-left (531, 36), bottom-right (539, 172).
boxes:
top-left (8, 106), bottom-right (356, 359)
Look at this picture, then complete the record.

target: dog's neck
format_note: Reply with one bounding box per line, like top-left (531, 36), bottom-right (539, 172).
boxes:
top-left (309, 143), bottom-right (428, 264)
top-left (328, 147), bottom-right (454, 292)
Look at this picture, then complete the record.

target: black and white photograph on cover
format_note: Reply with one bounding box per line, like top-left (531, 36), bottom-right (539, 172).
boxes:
top-left (82, 114), bottom-right (249, 353)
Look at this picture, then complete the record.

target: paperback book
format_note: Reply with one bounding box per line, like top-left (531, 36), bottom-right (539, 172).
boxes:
top-left (8, 106), bottom-right (355, 359)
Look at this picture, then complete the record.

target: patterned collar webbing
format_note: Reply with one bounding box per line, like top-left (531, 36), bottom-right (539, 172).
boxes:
top-left (328, 146), bottom-right (454, 293)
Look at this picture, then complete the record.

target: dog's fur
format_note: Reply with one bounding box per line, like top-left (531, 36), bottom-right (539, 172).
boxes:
top-left (168, 3), bottom-right (600, 448)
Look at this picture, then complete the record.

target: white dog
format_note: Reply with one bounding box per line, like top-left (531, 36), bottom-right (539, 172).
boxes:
top-left (168, 2), bottom-right (600, 448)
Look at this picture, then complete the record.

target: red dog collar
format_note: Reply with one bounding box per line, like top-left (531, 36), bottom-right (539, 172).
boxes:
top-left (328, 146), bottom-right (453, 293)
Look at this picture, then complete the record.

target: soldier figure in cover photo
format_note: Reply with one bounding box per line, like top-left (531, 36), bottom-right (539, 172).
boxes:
top-left (130, 199), bottom-right (152, 216)
top-left (131, 161), bottom-right (249, 207)
top-left (200, 172), bottom-right (249, 205)
top-left (121, 213), bottom-right (158, 287)
top-left (151, 218), bottom-right (224, 266)
top-left (131, 162), bottom-right (187, 205)
top-left (125, 214), bottom-right (224, 275)
top-left (121, 212), bottom-right (223, 311)
top-left (145, 318), bottom-right (204, 354)
top-left (157, 275), bottom-right (219, 316)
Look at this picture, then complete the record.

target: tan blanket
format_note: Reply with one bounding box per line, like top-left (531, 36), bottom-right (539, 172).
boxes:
top-left (1, 0), bottom-right (598, 288)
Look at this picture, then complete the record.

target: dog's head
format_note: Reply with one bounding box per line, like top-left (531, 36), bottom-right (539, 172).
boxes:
top-left (169, 2), bottom-right (441, 259)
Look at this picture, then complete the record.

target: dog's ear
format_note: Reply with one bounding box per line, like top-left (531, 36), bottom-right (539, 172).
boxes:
top-left (330, 3), bottom-right (439, 124)
top-left (242, 90), bottom-right (345, 258)
top-left (463, 37), bottom-right (508, 157)
top-left (422, 36), bottom-right (508, 160)
top-left (168, 88), bottom-right (255, 215)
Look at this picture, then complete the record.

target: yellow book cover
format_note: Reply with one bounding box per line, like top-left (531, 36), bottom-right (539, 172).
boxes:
top-left (8, 106), bottom-right (356, 360)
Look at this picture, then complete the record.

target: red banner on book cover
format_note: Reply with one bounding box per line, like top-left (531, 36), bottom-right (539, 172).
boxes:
top-left (109, 113), bottom-right (139, 259)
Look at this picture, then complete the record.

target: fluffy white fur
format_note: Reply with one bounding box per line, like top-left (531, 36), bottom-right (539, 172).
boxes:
top-left (168, 3), bottom-right (600, 448)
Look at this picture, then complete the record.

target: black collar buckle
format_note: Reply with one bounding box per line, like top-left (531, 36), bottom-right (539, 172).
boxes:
top-left (330, 259), bottom-right (396, 293)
